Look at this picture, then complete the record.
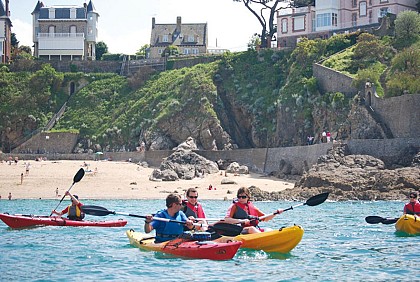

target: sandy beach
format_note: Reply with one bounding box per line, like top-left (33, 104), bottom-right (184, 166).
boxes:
top-left (0, 160), bottom-right (295, 200)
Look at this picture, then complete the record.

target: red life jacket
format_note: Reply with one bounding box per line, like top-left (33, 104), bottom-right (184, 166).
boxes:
top-left (233, 201), bottom-right (260, 227)
top-left (183, 202), bottom-right (206, 218)
top-left (404, 202), bottom-right (420, 215)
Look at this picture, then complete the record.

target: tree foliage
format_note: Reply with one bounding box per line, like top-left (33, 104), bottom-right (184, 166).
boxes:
top-left (394, 10), bottom-right (420, 48)
top-left (136, 44), bottom-right (150, 58)
top-left (95, 41), bottom-right (108, 60)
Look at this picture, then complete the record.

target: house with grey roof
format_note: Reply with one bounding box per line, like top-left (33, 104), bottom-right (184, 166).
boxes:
top-left (32, 0), bottom-right (99, 61)
top-left (0, 0), bottom-right (12, 63)
top-left (149, 16), bottom-right (208, 58)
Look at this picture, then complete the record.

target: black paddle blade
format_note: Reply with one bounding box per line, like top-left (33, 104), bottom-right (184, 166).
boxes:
top-left (365, 216), bottom-right (399, 225)
top-left (306, 192), bottom-right (329, 206)
top-left (82, 206), bottom-right (113, 216)
top-left (73, 168), bottom-right (85, 183)
top-left (209, 223), bottom-right (243, 236)
top-left (365, 216), bottom-right (383, 224)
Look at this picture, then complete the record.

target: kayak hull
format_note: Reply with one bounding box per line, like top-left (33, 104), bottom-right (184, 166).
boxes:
top-left (0, 213), bottom-right (127, 228)
top-left (395, 214), bottom-right (420, 235)
top-left (215, 225), bottom-right (304, 253)
top-left (126, 229), bottom-right (241, 260)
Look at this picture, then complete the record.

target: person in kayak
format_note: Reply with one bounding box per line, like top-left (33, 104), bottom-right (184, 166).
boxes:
top-left (224, 187), bottom-right (283, 234)
top-left (182, 188), bottom-right (207, 230)
top-left (144, 194), bottom-right (194, 242)
top-left (51, 191), bottom-right (85, 220)
top-left (403, 192), bottom-right (420, 216)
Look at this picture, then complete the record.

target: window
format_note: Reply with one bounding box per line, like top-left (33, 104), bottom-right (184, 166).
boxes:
top-left (281, 19), bottom-right (288, 33)
top-left (293, 16), bottom-right (305, 31)
top-left (49, 25), bottom-right (55, 34)
top-left (183, 48), bottom-right (190, 55)
top-left (332, 13), bottom-right (337, 26)
top-left (88, 27), bottom-right (93, 34)
top-left (70, 8), bottom-right (76, 19)
top-left (379, 8), bottom-right (389, 17)
top-left (316, 13), bottom-right (331, 28)
top-left (49, 8), bottom-right (55, 19)
top-left (192, 48), bottom-right (199, 54)
top-left (162, 34), bottom-right (169, 42)
top-left (352, 13), bottom-right (357, 26)
top-left (352, 0), bottom-right (357, 8)
top-left (380, 0), bottom-right (388, 3)
top-left (188, 35), bottom-right (195, 42)
top-left (158, 49), bottom-right (163, 55)
top-left (70, 25), bottom-right (77, 34)
top-left (360, 2), bottom-right (367, 17)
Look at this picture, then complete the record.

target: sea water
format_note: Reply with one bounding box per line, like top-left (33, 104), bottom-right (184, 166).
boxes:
top-left (0, 200), bottom-right (418, 281)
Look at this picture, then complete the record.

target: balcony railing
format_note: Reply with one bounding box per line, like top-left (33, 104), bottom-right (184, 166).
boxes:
top-left (38, 33), bottom-right (85, 38)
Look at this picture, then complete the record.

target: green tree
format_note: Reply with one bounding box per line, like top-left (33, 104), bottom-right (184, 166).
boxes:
top-left (95, 41), bottom-right (108, 60)
top-left (162, 45), bottom-right (179, 57)
top-left (11, 33), bottom-right (19, 48)
top-left (247, 34), bottom-right (261, 51)
top-left (136, 44), bottom-right (150, 58)
top-left (394, 10), bottom-right (420, 48)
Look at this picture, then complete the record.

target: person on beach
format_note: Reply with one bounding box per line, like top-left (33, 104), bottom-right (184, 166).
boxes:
top-left (144, 193), bottom-right (194, 243)
top-left (8, 192), bottom-right (12, 200)
top-left (224, 187), bottom-right (283, 234)
top-left (51, 191), bottom-right (85, 220)
top-left (403, 192), bottom-right (420, 217)
top-left (182, 188), bottom-right (207, 230)
top-left (55, 188), bottom-right (59, 197)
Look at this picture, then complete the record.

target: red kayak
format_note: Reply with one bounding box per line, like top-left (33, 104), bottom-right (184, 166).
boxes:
top-left (0, 213), bottom-right (127, 229)
top-left (127, 229), bottom-right (242, 260)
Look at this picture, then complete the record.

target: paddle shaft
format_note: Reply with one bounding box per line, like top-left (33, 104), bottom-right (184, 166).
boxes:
top-left (50, 168), bottom-right (85, 216)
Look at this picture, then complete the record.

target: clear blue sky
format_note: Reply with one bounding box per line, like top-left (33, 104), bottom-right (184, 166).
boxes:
top-left (9, 0), bottom-right (264, 54)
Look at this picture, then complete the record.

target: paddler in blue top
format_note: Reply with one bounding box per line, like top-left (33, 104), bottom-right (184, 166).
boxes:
top-left (144, 194), bottom-right (194, 243)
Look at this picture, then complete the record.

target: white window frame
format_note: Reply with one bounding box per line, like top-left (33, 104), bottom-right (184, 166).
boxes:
top-left (183, 48), bottom-right (190, 55)
top-left (70, 25), bottom-right (77, 34)
top-left (316, 13), bottom-right (331, 28)
top-left (192, 48), bottom-right (199, 54)
top-left (359, 2), bottom-right (367, 17)
top-left (188, 35), bottom-right (195, 42)
top-left (49, 25), bottom-right (55, 34)
top-left (379, 7), bottom-right (389, 17)
top-left (293, 16), bottom-right (305, 31)
top-left (281, 19), bottom-right (288, 33)
top-left (162, 34), bottom-right (169, 42)
top-left (49, 8), bottom-right (55, 19)
top-left (158, 49), bottom-right (163, 55)
top-left (70, 8), bottom-right (76, 19)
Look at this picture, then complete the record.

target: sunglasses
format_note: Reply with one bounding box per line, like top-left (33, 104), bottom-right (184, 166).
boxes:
top-left (409, 196), bottom-right (417, 199)
top-left (237, 195), bottom-right (248, 199)
top-left (188, 196), bottom-right (198, 199)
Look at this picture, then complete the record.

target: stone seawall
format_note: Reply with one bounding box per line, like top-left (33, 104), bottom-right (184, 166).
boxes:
top-left (5, 138), bottom-right (418, 175)
top-left (313, 63), bottom-right (357, 97)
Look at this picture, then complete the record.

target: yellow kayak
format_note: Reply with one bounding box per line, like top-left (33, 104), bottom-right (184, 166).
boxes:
top-left (215, 225), bottom-right (304, 253)
top-left (395, 214), bottom-right (420, 235)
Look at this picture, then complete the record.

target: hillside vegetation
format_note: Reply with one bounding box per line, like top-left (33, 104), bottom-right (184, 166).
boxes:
top-left (1, 14), bottom-right (419, 153)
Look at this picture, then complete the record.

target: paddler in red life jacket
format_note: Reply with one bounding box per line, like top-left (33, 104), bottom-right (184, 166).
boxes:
top-left (182, 188), bottom-right (207, 230)
top-left (225, 187), bottom-right (283, 234)
top-left (403, 192), bottom-right (420, 217)
top-left (52, 191), bottom-right (85, 221)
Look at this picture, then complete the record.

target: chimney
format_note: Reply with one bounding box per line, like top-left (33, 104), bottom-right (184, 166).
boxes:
top-left (6, 0), bottom-right (10, 17)
top-left (152, 17), bottom-right (155, 29)
top-left (176, 16), bottom-right (181, 32)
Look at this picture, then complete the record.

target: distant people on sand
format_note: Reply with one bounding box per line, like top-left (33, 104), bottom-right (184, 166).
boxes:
top-left (208, 184), bottom-right (216, 190)
top-left (20, 173), bottom-right (24, 185)
top-left (25, 162), bottom-right (30, 175)
top-left (403, 192), bottom-right (420, 217)
top-left (8, 192), bottom-right (12, 200)
top-left (55, 188), bottom-right (59, 197)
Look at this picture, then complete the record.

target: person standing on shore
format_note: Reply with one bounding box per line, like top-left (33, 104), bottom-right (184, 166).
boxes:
top-left (8, 192), bottom-right (12, 200)
top-left (144, 194), bottom-right (194, 242)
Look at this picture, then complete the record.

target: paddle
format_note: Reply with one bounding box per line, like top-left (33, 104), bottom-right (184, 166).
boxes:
top-left (50, 168), bottom-right (85, 216)
top-left (82, 205), bottom-right (243, 236)
top-left (365, 216), bottom-right (399, 225)
top-left (258, 192), bottom-right (330, 221)
top-left (81, 206), bottom-right (207, 228)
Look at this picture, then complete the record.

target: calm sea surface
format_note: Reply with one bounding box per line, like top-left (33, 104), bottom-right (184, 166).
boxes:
top-left (0, 199), bottom-right (418, 282)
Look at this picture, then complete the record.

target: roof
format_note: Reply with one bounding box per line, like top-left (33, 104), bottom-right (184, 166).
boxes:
top-left (34, 1), bottom-right (98, 19)
top-left (32, 1), bottom-right (44, 15)
top-left (0, 0), bottom-right (5, 17)
top-left (151, 21), bottom-right (208, 47)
